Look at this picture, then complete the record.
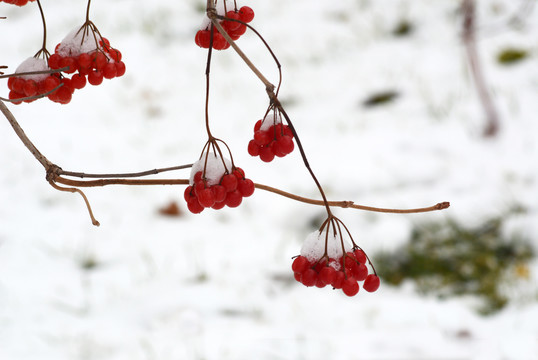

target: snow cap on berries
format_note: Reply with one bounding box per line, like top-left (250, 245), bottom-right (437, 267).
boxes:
top-left (56, 27), bottom-right (102, 57)
top-left (15, 57), bottom-right (49, 81)
top-left (300, 229), bottom-right (352, 263)
top-left (260, 111), bottom-right (282, 131)
top-left (189, 152), bottom-right (232, 186)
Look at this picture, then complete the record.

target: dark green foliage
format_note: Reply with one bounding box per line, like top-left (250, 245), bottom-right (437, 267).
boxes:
top-left (497, 48), bottom-right (528, 65)
top-left (362, 90), bottom-right (399, 107)
top-left (375, 217), bottom-right (534, 315)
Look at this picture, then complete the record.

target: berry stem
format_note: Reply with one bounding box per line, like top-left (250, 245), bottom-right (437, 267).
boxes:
top-left (48, 180), bottom-right (100, 227)
top-left (34, 0), bottom-right (49, 59)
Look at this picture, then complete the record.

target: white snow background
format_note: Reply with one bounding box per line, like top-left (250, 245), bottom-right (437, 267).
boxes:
top-left (1, 0), bottom-right (538, 359)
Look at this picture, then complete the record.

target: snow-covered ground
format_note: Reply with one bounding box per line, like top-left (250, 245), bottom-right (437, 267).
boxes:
top-left (1, 1), bottom-right (537, 359)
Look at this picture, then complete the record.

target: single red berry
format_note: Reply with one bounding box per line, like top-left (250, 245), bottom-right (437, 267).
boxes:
top-left (212, 32), bottom-right (228, 50)
top-left (198, 30), bottom-right (211, 48)
top-left (211, 201), bottom-right (226, 210)
top-left (22, 80), bottom-right (38, 97)
top-left (301, 269), bottom-right (317, 287)
top-left (59, 56), bottom-right (78, 74)
top-left (8, 91), bottom-right (24, 105)
top-left (254, 120), bottom-right (262, 131)
top-left (237, 179), bottom-right (255, 197)
top-left (319, 266), bottom-right (336, 285)
top-left (293, 272), bottom-right (302, 283)
top-left (342, 277), bottom-right (360, 296)
top-left (223, 11), bottom-right (241, 31)
top-left (93, 52), bottom-right (108, 70)
top-left (315, 278), bottom-right (326, 288)
top-left (277, 135), bottom-right (294, 155)
top-left (225, 190), bottom-right (243, 208)
top-left (115, 61), bottom-right (126, 77)
top-left (42, 75), bottom-right (61, 93)
top-left (102, 62), bottom-right (117, 79)
top-left (212, 185), bottom-right (227, 203)
top-left (229, 23), bottom-right (247, 38)
top-left (7, 77), bottom-right (16, 91)
top-left (47, 54), bottom-right (62, 69)
top-left (108, 48), bottom-right (122, 62)
top-left (193, 171), bottom-right (203, 183)
top-left (352, 263), bottom-right (369, 281)
top-left (184, 186), bottom-right (194, 202)
top-left (197, 188), bottom-right (216, 208)
top-left (292, 256), bottom-right (310, 274)
top-left (51, 86), bottom-right (72, 104)
top-left (248, 139), bottom-right (260, 156)
top-left (187, 197), bottom-right (204, 214)
top-left (194, 181), bottom-right (207, 197)
top-left (253, 130), bottom-right (271, 146)
top-left (11, 78), bottom-right (25, 93)
top-left (77, 53), bottom-right (92, 72)
top-left (331, 271), bottom-right (345, 289)
top-left (353, 249), bottom-right (367, 264)
top-left (363, 274), bottom-right (380, 293)
top-left (238, 6), bottom-right (255, 23)
top-left (259, 146), bottom-right (275, 163)
top-left (271, 141), bottom-right (286, 158)
top-left (221, 174), bottom-right (238, 192)
top-left (88, 70), bottom-right (104, 86)
top-left (70, 73), bottom-right (87, 89)
top-left (233, 168), bottom-right (245, 180)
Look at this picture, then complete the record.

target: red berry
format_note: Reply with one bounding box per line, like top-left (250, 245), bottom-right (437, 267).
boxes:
top-left (247, 139), bottom-right (260, 156)
top-left (225, 190), bottom-right (242, 208)
top-left (233, 168), bottom-right (245, 180)
top-left (88, 70), bottom-right (104, 86)
top-left (254, 120), bottom-right (262, 131)
top-left (277, 135), bottom-right (294, 155)
top-left (108, 48), bottom-right (122, 62)
top-left (193, 171), bottom-right (203, 183)
top-left (342, 277), bottom-right (360, 296)
top-left (59, 56), bottom-right (78, 74)
top-left (212, 185), bottom-right (227, 203)
top-left (253, 130), bottom-right (271, 146)
top-left (8, 91), bottom-right (24, 105)
top-left (211, 201), bottom-right (226, 210)
top-left (197, 188), bottom-right (216, 208)
top-left (115, 61), bottom-right (126, 77)
top-left (51, 86), bottom-right (72, 104)
top-left (363, 274), bottom-right (380, 293)
top-left (301, 269), bottom-right (317, 287)
top-left (102, 62), bottom-right (117, 79)
top-left (187, 197), bottom-right (204, 214)
top-left (184, 186), bottom-right (194, 202)
top-left (70, 73), bottom-right (87, 89)
top-left (11, 78), bottom-right (25, 93)
top-left (22, 80), bottom-right (37, 97)
top-left (352, 263), bottom-right (369, 281)
top-left (42, 76), bottom-right (61, 92)
top-left (353, 249), bottom-right (367, 264)
top-left (259, 146), bottom-right (275, 162)
top-left (238, 6), bottom-right (255, 23)
top-left (48, 54), bottom-right (62, 69)
top-left (212, 32), bottom-right (228, 50)
top-left (331, 271), bottom-right (345, 289)
top-left (223, 11), bottom-right (241, 31)
top-left (237, 179), bottom-right (255, 197)
top-left (198, 30), bottom-right (211, 48)
top-left (220, 174), bottom-right (238, 192)
top-left (319, 266), bottom-right (336, 285)
top-left (93, 52), bottom-right (108, 70)
top-left (292, 256), bottom-right (310, 274)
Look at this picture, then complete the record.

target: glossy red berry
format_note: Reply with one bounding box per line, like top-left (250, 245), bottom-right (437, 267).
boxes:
top-left (221, 174), bottom-right (238, 192)
top-left (292, 256), bottom-right (310, 274)
top-left (301, 269), bottom-right (317, 287)
top-left (342, 277), bottom-right (360, 296)
top-left (237, 179), bottom-right (255, 197)
top-left (238, 6), bottom-right (255, 23)
top-left (363, 274), bottom-right (380, 292)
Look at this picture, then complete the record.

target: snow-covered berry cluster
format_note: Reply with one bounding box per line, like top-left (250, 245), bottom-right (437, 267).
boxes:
top-left (195, 2), bottom-right (255, 50)
top-left (292, 229), bottom-right (380, 296)
top-left (0, 0), bottom-right (35, 6)
top-left (7, 57), bottom-right (70, 104)
top-left (48, 27), bottom-right (125, 90)
top-left (184, 153), bottom-right (255, 213)
top-left (248, 111), bottom-right (295, 162)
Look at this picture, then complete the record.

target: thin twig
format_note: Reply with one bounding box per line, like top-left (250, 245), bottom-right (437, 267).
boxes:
top-left (49, 181), bottom-right (100, 226)
top-left (462, 0), bottom-right (500, 137)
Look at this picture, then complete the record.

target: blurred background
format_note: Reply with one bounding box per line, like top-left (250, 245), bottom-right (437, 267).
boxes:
top-left (1, 0), bottom-right (537, 359)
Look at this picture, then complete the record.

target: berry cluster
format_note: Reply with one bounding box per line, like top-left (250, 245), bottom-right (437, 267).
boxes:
top-left (292, 230), bottom-right (380, 296)
top-left (7, 57), bottom-right (72, 104)
top-left (184, 154), bottom-right (255, 214)
top-left (248, 112), bottom-right (295, 162)
top-left (0, 0), bottom-right (36, 6)
top-left (195, 4), bottom-right (255, 50)
top-left (48, 29), bottom-right (125, 92)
